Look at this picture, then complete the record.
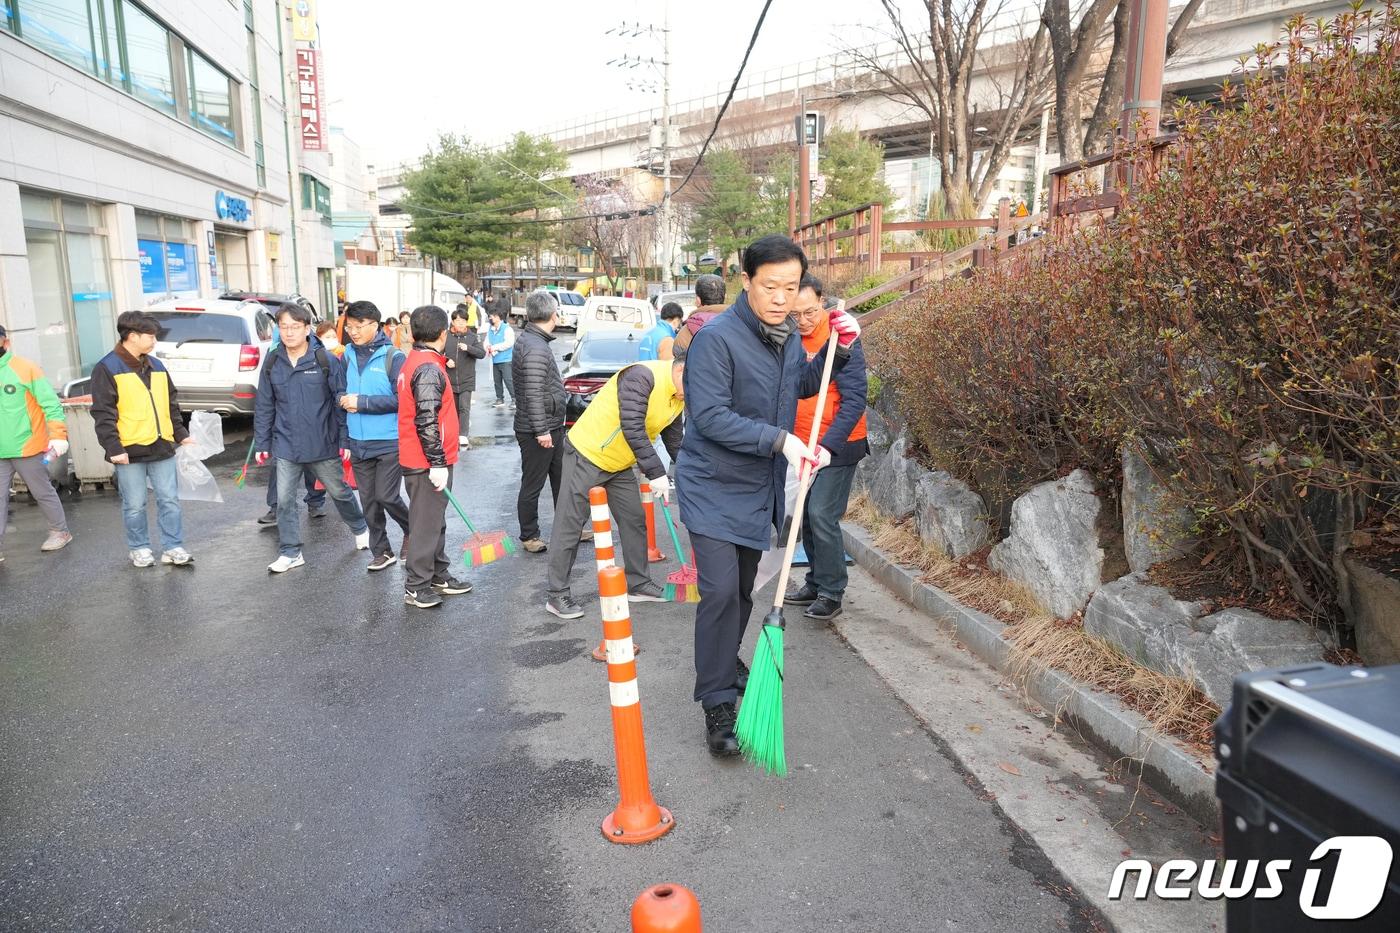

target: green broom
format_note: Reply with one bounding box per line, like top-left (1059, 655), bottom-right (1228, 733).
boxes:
top-left (735, 327), bottom-right (841, 777)
top-left (234, 438), bottom-right (256, 488)
top-left (444, 488), bottom-right (518, 567)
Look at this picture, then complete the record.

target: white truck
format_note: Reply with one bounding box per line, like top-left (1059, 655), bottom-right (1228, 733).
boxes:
top-left (342, 265), bottom-right (469, 318)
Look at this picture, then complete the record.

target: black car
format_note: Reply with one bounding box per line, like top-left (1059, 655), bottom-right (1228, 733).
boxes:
top-left (219, 291), bottom-right (320, 322)
top-left (562, 331), bottom-right (641, 426)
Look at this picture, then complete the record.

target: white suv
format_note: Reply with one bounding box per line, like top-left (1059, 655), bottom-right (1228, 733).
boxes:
top-left (530, 288), bottom-right (585, 329)
top-left (144, 297), bottom-right (277, 415)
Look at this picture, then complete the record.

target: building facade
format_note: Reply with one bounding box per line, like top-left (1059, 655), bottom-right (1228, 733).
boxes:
top-left (0, 0), bottom-right (335, 387)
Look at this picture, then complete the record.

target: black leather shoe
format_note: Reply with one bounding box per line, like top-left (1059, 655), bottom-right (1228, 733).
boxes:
top-left (257, 509), bottom-right (277, 525)
top-left (784, 583), bottom-right (819, 606)
top-left (736, 657), bottom-right (750, 694)
top-left (704, 702), bottom-right (740, 757)
top-left (804, 596), bottom-right (843, 621)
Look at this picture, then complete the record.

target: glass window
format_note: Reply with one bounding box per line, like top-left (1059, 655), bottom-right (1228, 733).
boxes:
top-left (64, 232), bottom-right (116, 375)
top-left (21, 191), bottom-right (57, 225)
top-left (121, 1), bottom-right (175, 115)
top-left (2, 1), bottom-right (13, 31)
top-left (148, 312), bottom-right (250, 345)
top-left (62, 199), bottom-right (99, 230)
top-left (17, 0), bottom-right (99, 74)
top-left (24, 229), bottom-right (80, 386)
top-left (96, 0), bottom-right (123, 85)
top-left (576, 335), bottom-right (642, 369)
top-left (135, 211), bottom-right (161, 238)
top-left (187, 48), bottom-right (235, 143)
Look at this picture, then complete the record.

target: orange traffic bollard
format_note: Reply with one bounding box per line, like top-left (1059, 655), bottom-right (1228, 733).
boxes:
top-left (631, 884), bottom-right (701, 932)
top-left (598, 563), bottom-right (674, 844)
top-left (590, 486), bottom-right (638, 662)
top-left (641, 481), bottom-right (666, 562)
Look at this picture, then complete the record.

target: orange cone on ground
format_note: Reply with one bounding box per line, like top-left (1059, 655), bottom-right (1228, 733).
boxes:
top-left (589, 487), bottom-right (640, 661)
top-left (598, 563), bottom-right (673, 844)
top-left (641, 482), bottom-right (666, 562)
top-left (631, 884), bottom-right (701, 932)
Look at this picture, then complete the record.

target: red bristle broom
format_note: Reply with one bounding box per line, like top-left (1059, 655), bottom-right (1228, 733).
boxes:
top-left (659, 505), bottom-right (701, 603)
top-left (444, 488), bottom-right (517, 568)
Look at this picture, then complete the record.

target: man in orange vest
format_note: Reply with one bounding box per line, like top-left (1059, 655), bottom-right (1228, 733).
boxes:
top-left (784, 273), bottom-right (869, 621)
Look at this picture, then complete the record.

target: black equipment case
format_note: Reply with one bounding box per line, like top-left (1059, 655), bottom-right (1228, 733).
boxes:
top-left (1215, 662), bottom-right (1400, 930)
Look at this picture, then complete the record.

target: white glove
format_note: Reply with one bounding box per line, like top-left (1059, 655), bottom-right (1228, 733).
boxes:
top-left (780, 433), bottom-right (818, 473)
top-left (829, 308), bottom-right (862, 348)
top-left (47, 439), bottom-right (69, 459)
top-left (428, 467), bottom-right (449, 491)
top-left (647, 473), bottom-right (672, 504)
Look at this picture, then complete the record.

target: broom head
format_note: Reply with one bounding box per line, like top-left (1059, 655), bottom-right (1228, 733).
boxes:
top-left (735, 610), bottom-right (786, 776)
top-left (462, 530), bottom-right (518, 567)
top-left (661, 581), bottom-right (701, 603)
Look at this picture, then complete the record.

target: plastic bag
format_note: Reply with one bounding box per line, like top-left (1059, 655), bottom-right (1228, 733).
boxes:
top-left (175, 445), bottom-right (224, 502)
top-left (185, 411), bottom-right (225, 461)
top-left (753, 463), bottom-right (803, 593)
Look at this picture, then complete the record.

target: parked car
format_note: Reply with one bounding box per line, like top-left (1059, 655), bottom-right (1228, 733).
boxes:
top-left (538, 286), bottom-right (587, 329)
top-left (561, 330), bottom-right (642, 426)
top-left (219, 291), bottom-right (320, 323)
top-left (574, 296), bottom-right (656, 347)
top-left (650, 289), bottom-right (699, 317)
top-left (144, 297), bottom-right (276, 415)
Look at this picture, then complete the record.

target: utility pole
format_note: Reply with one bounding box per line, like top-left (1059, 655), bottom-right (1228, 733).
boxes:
top-left (1120, 0), bottom-right (1169, 189)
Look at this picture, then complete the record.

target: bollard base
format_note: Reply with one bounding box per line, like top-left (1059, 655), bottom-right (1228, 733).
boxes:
top-left (603, 805), bottom-right (674, 845)
top-left (592, 639), bottom-right (641, 662)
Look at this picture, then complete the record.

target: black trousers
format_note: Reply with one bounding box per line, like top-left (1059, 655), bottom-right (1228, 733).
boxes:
top-left (351, 454), bottom-right (410, 558)
top-left (516, 429), bottom-right (563, 541)
top-left (691, 530), bottom-right (763, 709)
top-left (403, 468), bottom-right (451, 590)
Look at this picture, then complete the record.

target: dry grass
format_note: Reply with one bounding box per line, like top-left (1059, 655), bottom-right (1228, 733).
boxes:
top-left (848, 494), bottom-right (1220, 751)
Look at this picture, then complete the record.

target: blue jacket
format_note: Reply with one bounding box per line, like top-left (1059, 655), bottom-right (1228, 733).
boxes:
top-left (253, 334), bottom-right (348, 463)
top-left (637, 320), bottom-right (676, 361)
top-left (487, 321), bottom-right (513, 364)
top-left (345, 332), bottom-right (405, 460)
top-left (676, 292), bottom-right (845, 550)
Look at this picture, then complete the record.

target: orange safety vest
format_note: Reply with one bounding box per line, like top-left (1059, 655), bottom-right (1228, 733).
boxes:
top-left (793, 315), bottom-right (867, 449)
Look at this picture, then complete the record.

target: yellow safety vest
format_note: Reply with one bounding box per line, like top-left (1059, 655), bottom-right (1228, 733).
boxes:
top-left (568, 360), bottom-right (683, 473)
top-left (101, 351), bottom-right (176, 448)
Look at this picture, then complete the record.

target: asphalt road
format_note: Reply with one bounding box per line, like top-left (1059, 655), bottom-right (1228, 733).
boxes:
top-left (1, 347), bottom-right (1108, 932)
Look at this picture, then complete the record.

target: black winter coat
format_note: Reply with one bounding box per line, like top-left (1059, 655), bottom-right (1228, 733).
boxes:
top-left (444, 329), bottom-right (486, 395)
top-left (511, 323), bottom-right (566, 436)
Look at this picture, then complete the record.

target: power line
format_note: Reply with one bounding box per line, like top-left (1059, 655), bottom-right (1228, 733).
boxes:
top-left (670, 0), bottom-right (776, 199)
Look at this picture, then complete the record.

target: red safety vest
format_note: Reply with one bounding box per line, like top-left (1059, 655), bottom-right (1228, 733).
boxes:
top-left (397, 347), bottom-right (459, 470)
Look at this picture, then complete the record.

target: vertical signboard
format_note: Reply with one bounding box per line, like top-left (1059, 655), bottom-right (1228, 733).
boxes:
top-left (296, 47), bottom-right (324, 150)
top-left (291, 0), bottom-right (317, 42)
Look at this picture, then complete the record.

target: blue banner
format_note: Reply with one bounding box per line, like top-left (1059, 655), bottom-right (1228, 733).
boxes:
top-left (165, 242), bottom-right (197, 292)
top-left (138, 239), bottom-right (167, 294)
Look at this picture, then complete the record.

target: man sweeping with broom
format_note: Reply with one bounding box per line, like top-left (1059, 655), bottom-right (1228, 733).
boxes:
top-left (676, 235), bottom-right (861, 758)
top-left (542, 353), bottom-right (686, 619)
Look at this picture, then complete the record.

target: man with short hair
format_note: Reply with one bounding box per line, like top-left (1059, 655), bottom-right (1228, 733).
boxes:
top-left (678, 235), bottom-right (861, 756)
top-left (91, 310), bottom-right (196, 567)
top-left (511, 292), bottom-right (566, 553)
top-left (0, 324), bottom-right (72, 561)
top-left (397, 304), bottom-right (473, 608)
top-left (339, 300), bottom-right (411, 572)
top-left (783, 273), bottom-right (869, 621)
top-left (638, 302), bottom-right (684, 361)
top-left (671, 273), bottom-right (728, 357)
top-left (254, 303), bottom-right (370, 573)
top-left (446, 305), bottom-right (486, 448)
top-left (544, 350), bottom-right (686, 618)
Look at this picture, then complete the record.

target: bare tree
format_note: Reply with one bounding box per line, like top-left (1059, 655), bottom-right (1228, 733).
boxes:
top-left (565, 173), bottom-right (657, 285)
top-left (847, 0), bottom-right (1052, 215)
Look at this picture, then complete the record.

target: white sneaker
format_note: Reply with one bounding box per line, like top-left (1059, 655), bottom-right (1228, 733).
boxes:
top-left (354, 530), bottom-right (370, 551)
top-left (130, 547), bottom-right (155, 568)
top-left (268, 553), bottom-right (305, 573)
top-left (161, 547), bottom-right (193, 566)
top-left (458, 435), bottom-right (470, 447)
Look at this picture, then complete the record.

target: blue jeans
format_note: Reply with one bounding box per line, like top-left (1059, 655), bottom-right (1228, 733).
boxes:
top-left (114, 457), bottom-right (183, 552)
top-left (275, 458), bottom-right (367, 558)
top-left (801, 463), bottom-right (858, 601)
top-left (265, 461), bottom-right (325, 509)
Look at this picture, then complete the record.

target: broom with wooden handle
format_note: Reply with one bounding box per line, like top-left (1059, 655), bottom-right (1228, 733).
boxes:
top-left (735, 324), bottom-right (841, 776)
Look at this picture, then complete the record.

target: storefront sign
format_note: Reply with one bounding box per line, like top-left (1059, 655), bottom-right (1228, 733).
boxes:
top-left (295, 48), bottom-right (324, 151)
top-left (266, 233), bottom-right (281, 260)
top-left (291, 0), bottom-right (317, 42)
top-left (215, 191), bottom-right (251, 223)
top-left (166, 242), bottom-right (197, 292)
top-left (207, 230), bottom-right (220, 291)
top-left (138, 239), bottom-right (166, 293)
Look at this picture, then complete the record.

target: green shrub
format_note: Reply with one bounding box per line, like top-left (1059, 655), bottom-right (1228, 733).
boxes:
top-left (844, 272), bottom-right (902, 314)
top-left (867, 5), bottom-right (1400, 620)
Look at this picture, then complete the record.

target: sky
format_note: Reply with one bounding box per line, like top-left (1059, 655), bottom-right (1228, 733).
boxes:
top-left (319, 0), bottom-right (926, 171)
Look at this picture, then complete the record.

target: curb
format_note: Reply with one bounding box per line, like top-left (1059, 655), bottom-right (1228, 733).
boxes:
top-left (842, 523), bottom-right (1220, 827)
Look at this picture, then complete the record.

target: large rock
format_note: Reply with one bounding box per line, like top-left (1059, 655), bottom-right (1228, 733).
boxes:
top-left (1085, 576), bottom-right (1333, 705)
top-left (865, 408), bottom-right (893, 456)
top-left (1177, 608), bottom-right (1333, 705)
top-left (866, 436), bottom-right (920, 520)
top-left (1121, 446), bottom-right (1198, 573)
top-left (988, 469), bottom-right (1104, 618)
top-left (915, 471), bottom-right (990, 559)
top-left (1343, 555), bottom-right (1400, 666)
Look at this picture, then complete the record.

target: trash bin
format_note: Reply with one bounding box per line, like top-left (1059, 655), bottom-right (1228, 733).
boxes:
top-left (60, 396), bottom-right (114, 488)
top-left (1215, 663), bottom-right (1400, 931)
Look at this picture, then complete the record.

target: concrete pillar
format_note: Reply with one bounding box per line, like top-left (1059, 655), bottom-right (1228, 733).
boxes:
top-left (0, 180), bottom-right (40, 359)
top-left (104, 202), bottom-right (142, 313)
top-left (247, 229), bottom-right (270, 291)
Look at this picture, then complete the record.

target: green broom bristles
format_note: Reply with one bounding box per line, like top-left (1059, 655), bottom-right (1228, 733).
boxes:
top-left (736, 615), bottom-right (786, 776)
